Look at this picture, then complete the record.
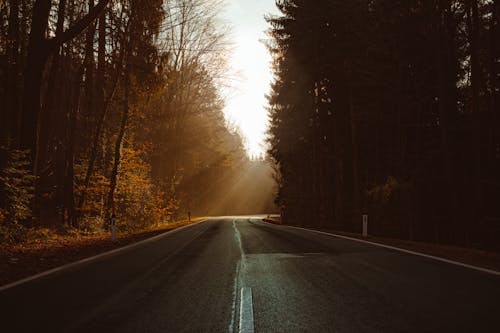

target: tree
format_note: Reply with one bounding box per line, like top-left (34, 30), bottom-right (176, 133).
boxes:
top-left (267, 0), bottom-right (500, 250)
top-left (1, 0), bottom-right (249, 237)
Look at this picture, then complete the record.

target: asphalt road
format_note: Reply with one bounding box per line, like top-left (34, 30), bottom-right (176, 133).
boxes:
top-left (1, 217), bottom-right (499, 332)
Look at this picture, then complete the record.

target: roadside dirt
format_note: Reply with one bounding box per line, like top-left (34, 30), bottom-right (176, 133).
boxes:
top-left (0, 219), bottom-right (204, 287)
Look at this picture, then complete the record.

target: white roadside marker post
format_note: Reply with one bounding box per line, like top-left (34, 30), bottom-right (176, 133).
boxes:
top-left (362, 214), bottom-right (368, 237)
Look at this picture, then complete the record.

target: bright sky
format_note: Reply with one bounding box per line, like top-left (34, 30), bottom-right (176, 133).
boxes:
top-left (222, 0), bottom-right (279, 159)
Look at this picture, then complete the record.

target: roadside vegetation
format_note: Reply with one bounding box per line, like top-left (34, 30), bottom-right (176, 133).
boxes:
top-left (0, 0), bottom-right (256, 244)
top-left (0, 217), bottom-right (206, 285)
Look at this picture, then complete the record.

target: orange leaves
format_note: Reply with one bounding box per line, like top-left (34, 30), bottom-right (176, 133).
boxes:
top-left (114, 146), bottom-right (175, 229)
top-left (78, 174), bottom-right (109, 215)
top-left (117, 147), bottom-right (152, 197)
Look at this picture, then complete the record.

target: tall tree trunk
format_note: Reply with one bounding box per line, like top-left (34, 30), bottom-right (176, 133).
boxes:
top-left (436, 0), bottom-right (457, 243)
top-left (4, 0), bottom-right (21, 147)
top-left (78, 76), bottom-right (120, 211)
top-left (490, 1), bottom-right (500, 165)
top-left (35, 0), bottom-right (68, 226)
top-left (21, 0), bottom-right (110, 165)
top-left (107, 68), bottom-right (130, 218)
top-left (78, 14), bottom-right (123, 212)
top-left (468, 0), bottom-right (482, 246)
top-left (19, 0), bottom-right (110, 225)
top-left (82, 0), bottom-right (96, 139)
top-left (20, 0), bottom-right (51, 161)
top-left (347, 62), bottom-right (361, 231)
top-left (65, 66), bottom-right (84, 227)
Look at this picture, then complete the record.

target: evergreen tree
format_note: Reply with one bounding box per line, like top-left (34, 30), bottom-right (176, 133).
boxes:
top-left (267, 0), bottom-right (500, 250)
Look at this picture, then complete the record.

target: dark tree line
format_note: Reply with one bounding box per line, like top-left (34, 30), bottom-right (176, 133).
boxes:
top-left (267, 0), bottom-right (500, 250)
top-left (0, 0), bottom-right (251, 241)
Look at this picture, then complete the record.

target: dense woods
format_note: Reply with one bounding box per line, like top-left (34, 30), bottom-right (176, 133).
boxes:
top-left (267, 0), bottom-right (500, 250)
top-left (0, 0), bottom-right (256, 242)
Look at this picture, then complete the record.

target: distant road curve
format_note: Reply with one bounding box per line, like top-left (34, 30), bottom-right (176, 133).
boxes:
top-left (1, 216), bottom-right (499, 332)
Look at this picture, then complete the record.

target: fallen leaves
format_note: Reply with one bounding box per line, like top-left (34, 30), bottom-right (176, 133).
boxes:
top-left (0, 219), bottom-right (203, 286)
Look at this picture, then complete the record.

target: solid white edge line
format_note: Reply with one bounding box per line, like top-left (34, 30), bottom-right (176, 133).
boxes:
top-left (239, 287), bottom-right (254, 333)
top-left (268, 222), bottom-right (500, 277)
top-left (0, 219), bottom-right (209, 292)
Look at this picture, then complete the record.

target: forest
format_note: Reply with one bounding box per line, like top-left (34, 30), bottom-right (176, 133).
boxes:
top-left (0, 0), bottom-right (273, 243)
top-left (267, 0), bottom-right (500, 250)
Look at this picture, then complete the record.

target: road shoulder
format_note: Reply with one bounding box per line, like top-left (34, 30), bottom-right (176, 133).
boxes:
top-left (0, 218), bottom-right (207, 288)
top-left (262, 217), bottom-right (500, 274)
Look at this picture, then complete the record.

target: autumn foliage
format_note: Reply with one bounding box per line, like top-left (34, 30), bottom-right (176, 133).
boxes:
top-left (0, 0), bottom-right (249, 242)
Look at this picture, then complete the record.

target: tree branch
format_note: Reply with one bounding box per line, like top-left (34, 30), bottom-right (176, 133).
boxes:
top-left (47, 0), bottom-right (111, 50)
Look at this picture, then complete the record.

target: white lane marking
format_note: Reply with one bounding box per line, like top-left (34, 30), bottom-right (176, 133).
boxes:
top-left (276, 223), bottom-right (500, 277)
top-left (0, 219), bottom-right (209, 292)
top-left (229, 220), bottom-right (245, 332)
top-left (239, 287), bottom-right (254, 333)
top-left (233, 220), bottom-right (245, 256)
top-left (228, 260), bottom-right (240, 333)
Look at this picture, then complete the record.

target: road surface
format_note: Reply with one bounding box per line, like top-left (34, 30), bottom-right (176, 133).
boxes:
top-left (1, 217), bottom-right (499, 332)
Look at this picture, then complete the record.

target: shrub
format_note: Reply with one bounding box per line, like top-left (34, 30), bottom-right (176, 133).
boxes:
top-left (0, 148), bottom-right (35, 243)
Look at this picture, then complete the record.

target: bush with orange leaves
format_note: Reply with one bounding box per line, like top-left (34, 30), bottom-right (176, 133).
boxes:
top-left (76, 145), bottom-right (178, 232)
top-left (114, 147), bottom-right (177, 231)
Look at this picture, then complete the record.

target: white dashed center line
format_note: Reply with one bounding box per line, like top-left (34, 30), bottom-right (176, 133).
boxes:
top-left (239, 287), bottom-right (254, 333)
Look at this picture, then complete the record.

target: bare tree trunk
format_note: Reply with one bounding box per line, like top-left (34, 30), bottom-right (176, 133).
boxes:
top-left (4, 0), bottom-right (21, 147)
top-left (19, 0), bottom-right (110, 226)
top-left (78, 73), bottom-right (120, 210)
top-left (107, 68), bottom-right (130, 218)
top-left (490, 1), bottom-right (499, 165)
top-left (78, 14), bottom-right (123, 211)
top-left (82, 0), bottom-right (96, 138)
top-left (20, 0), bottom-right (51, 161)
top-left (79, 11), bottom-right (105, 210)
top-left (468, 0), bottom-right (481, 246)
top-left (65, 67), bottom-right (84, 227)
top-left (435, 0), bottom-right (457, 243)
top-left (21, 0), bottom-right (110, 163)
top-left (347, 63), bottom-right (361, 231)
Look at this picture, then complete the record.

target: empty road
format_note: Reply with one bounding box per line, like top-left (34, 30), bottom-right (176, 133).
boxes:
top-left (1, 217), bottom-right (499, 332)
